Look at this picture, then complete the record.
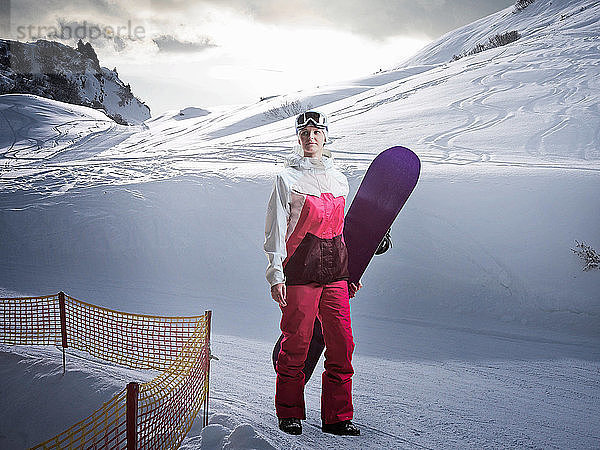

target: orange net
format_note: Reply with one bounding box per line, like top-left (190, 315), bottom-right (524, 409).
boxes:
top-left (1, 293), bottom-right (211, 449)
top-left (136, 324), bottom-right (210, 448)
top-left (63, 294), bottom-right (206, 371)
top-left (0, 294), bottom-right (62, 346)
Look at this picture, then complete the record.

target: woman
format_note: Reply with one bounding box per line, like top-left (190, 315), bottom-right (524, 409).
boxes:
top-left (264, 111), bottom-right (361, 436)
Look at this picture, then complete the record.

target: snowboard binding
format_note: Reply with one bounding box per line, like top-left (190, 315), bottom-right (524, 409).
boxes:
top-left (375, 228), bottom-right (392, 255)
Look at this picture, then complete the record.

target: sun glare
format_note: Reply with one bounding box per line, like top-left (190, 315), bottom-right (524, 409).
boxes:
top-left (204, 18), bottom-right (428, 94)
top-left (104, 5), bottom-right (430, 112)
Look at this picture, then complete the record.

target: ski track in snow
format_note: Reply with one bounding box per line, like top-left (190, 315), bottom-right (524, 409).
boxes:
top-left (419, 73), bottom-right (505, 165)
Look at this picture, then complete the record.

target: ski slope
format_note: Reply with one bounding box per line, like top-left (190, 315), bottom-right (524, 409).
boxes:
top-left (0, 0), bottom-right (599, 448)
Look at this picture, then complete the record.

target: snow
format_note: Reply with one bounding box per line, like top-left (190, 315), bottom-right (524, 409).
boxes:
top-left (0, 0), bottom-right (599, 448)
top-left (2, 332), bottom-right (599, 449)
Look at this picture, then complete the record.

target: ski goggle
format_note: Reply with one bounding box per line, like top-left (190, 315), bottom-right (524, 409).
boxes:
top-left (295, 111), bottom-right (328, 132)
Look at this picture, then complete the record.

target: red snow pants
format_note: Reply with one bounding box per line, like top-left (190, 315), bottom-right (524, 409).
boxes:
top-left (275, 280), bottom-right (355, 424)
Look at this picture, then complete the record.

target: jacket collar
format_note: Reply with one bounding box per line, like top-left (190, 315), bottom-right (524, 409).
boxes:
top-left (285, 145), bottom-right (334, 170)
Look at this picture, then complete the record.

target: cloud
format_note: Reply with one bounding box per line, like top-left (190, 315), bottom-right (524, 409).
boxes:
top-left (323, 0), bottom-right (516, 39)
top-left (153, 34), bottom-right (217, 53)
top-left (6, 0), bottom-right (516, 48)
top-left (186, 0), bottom-right (516, 40)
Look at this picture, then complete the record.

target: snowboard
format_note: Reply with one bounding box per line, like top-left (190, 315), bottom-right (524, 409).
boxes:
top-left (272, 146), bottom-right (421, 382)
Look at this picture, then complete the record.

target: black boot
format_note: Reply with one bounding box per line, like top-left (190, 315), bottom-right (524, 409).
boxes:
top-left (322, 420), bottom-right (360, 436)
top-left (278, 418), bottom-right (302, 435)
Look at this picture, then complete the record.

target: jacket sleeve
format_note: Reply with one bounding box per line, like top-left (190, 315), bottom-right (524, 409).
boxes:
top-left (264, 174), bottom-right (290, 286)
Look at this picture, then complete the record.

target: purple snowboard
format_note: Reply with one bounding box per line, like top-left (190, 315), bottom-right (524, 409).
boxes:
top-left (272, 146), bottom-right (421, 382)
top-left (344, 146), bottom-right (421, 284)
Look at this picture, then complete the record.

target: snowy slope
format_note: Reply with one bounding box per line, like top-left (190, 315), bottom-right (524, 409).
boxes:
top-left (402, 0), bottom-right (600, 65)
top-left (0, 94), bottom-right (140, 173)
top-left (0, 0), bottom-right (599, 448)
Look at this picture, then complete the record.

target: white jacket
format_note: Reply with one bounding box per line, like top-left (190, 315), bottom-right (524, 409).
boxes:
top-left (264, 146), bottom-right (349, 287)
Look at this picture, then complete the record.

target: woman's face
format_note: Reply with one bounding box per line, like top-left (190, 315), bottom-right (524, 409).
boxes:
top-left (298, 126), bottom-right (326, 158)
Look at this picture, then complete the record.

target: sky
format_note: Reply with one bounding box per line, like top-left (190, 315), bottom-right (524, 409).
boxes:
top-left (2, 0), bottom-right (515, 115)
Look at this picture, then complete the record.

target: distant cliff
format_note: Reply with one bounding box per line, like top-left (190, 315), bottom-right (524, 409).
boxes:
top-left (0, 38), bottom-right (150, 125)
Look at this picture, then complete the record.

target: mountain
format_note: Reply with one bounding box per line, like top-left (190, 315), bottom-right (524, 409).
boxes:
top-left (0, 38), bottom-right (150, 125)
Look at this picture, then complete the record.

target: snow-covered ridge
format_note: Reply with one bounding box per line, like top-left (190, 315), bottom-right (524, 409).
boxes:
top-left (0, 38), bottom-right (150, 125)
top-left (401, 0), bottom-right (600, 66)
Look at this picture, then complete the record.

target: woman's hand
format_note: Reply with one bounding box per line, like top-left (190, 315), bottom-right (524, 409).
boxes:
top-left (271, 283), bottom-right (287, 307)
top-left (349, 281), bottom-right (363, 298)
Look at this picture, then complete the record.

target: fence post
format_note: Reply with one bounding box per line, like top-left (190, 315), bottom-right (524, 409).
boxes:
top-left (126, 382), bottom-right (139, 450)
top-left (58, 292), bottom-right (68, 374)
top-left (203, 310), bottom-right (212, 428)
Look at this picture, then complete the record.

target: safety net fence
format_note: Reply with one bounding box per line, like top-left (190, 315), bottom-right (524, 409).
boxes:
top-left (0, 292), bottom-right (212, 449)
